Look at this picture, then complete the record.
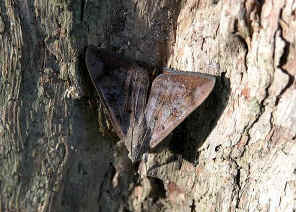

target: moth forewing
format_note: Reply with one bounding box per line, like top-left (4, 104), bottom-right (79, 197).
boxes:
top-left (85, 46), bottom-right (142, 139)
top-left (121, 67), bottom-right (151, 161)
top-left (145, 71), bottom-right (216, 149)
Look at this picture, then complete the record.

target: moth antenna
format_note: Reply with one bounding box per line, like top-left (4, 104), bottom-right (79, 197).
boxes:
top-left (123, 72), bottom-right (133, 113)
top-left (133, 111), bottom-right (158, 162)
top-left (134, 71), bottom-right (140, 119)
top-left (130, 113), bottom-right (147, 161)
top-left (130, 97), bottom-right (136, 160)
top-left (131, 71), bottom-right (140, 160)
top-left (130, 123), bottom-right (134, 159)
top-left (134, 128), bottom-right (149, 161)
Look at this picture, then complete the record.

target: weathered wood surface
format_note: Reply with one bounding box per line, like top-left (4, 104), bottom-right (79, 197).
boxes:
top-left (0, 0), bottom-right (296, 211)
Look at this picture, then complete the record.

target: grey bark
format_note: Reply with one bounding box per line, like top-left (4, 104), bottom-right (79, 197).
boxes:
top-left (0, 0), bottom-right (296, 211)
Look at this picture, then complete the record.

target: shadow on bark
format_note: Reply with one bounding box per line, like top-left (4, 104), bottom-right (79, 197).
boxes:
top-left (169, 75), bottom-right (230, 164)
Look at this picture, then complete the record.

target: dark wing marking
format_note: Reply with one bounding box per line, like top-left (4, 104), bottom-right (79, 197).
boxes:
top-left (85, 45), bottom-right (150, 139)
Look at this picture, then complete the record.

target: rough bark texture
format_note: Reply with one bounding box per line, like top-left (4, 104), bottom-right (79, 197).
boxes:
top-left (1, 0), bottom-right (296, 211)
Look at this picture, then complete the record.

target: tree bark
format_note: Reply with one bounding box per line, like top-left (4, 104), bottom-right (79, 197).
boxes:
top-left (1, 0), bottom-right (296, 211)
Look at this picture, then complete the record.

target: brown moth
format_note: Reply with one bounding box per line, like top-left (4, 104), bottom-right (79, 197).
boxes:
top-left (85, 45), bottom-right (215, 162)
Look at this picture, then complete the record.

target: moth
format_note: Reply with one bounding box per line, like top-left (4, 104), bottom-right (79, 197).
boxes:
top-left (85, 45), bottom-right (215, 162)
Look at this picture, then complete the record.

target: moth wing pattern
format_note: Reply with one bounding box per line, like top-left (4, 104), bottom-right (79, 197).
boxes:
top-left (85, 45), bottom-right (150, 139)
top-left (145, 70), bottom-right (216, 149)
top-left (85, 45), bottom-right (216, 163)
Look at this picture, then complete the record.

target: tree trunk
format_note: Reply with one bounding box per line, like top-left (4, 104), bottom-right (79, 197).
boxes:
top-left (1, 0), bottom-right (295, 211)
